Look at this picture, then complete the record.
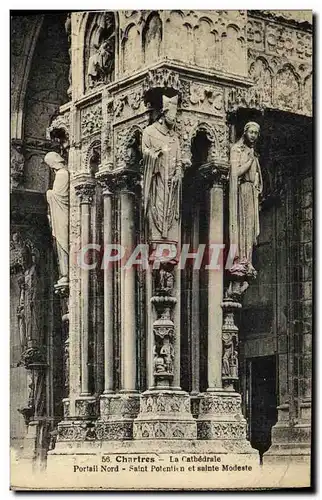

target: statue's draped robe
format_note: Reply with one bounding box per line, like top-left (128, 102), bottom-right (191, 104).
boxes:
top-left (142, 122), bottom-right (182, 243)
top-left (229, 140), bottom-right (263, 265)
top-left (47, 168), bottom-right (69, 278)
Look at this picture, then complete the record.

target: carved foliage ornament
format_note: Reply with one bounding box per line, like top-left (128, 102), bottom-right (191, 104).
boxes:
top-left (188, 82), bottom-right (224, 113)
top-left (74, 181), bottom-right (96, 203)
top-left (81, 105), bottom-right (103, 138)
top-left (143, 69), bottom-right (182, 97)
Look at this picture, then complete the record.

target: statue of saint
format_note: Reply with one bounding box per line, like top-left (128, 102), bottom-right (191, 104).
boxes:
top-left (142, 95), bottom-right (182, 244)
top-left (45, 152), bottom-right (69, 285)
top-left (229, 122), bottom-right (263, 272)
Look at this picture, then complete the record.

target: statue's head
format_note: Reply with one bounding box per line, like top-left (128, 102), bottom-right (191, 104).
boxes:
top-left (162, 95), bottom-right (178, 129)
top-left (44, 151), bottom-right (65, 170)
top-left (243, 122), bottom-right (260, 146)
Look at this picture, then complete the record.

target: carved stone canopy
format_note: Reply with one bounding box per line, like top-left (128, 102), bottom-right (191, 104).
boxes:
top-left (142, 68), bottom-right (185, 113)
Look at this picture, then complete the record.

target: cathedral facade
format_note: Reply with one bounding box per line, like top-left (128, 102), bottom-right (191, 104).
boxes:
top-left (10, 10), bottom-right (312, 472)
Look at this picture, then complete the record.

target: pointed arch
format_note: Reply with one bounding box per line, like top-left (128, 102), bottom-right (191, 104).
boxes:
top-left (84, 11), bottom-right (117, 91)
top-left (142, 11), bottom-right (162, 65)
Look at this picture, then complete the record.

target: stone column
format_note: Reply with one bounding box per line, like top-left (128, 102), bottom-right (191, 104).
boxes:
top-left (96, 171), bottom-right (114, 396)
top-left (207, 173), bottom-right (224, 391)
top-left (95, 169), bottom-right (140, 440)
top-left (197, 164), bottom-right (254, 454)
top-left (73, 174), bottom-right (97, 418)
top-left (118, 172), bottom-right (138, 394)
top-left (191, 204), bottom-right (200, 396)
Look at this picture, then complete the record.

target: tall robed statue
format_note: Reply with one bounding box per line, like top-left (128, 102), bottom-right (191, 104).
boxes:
top-left (142, 95), bottom-right (182, 244)
top-left (45, 152), bottom-right (69, 285)
top-left (229, 122), bottom-right (263, 272)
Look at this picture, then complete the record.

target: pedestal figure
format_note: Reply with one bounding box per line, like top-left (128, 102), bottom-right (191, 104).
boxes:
top-left (142, 95), bottom-right (182, 244)
top-left (45, 152), bottom-right (69, 285)
top-left (229, 122), bottom-right (262, 272)
top-left (134, 92), bottom-right (196, 440)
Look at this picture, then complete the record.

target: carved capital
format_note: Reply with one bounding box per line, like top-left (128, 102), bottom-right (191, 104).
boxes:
top-left (113, 168), bottom-right (141, 194)
top-left (73, 175), bottom-right (96, 204)
top-left (95, 169), bottom-right (114, 195)
top-left (199, 162), bottom-right (229, 188)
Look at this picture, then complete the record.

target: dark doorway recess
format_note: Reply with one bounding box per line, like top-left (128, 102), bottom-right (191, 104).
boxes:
top-left (247, 356), bottom-right (278, 463)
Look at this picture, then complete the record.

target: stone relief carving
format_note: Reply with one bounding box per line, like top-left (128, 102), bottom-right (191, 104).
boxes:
top-left (81, 105), bottom-right (103, 138)
top-left (275, 65), bottom-right (300, 112)
top-left (266, 23), bottom-right (312, 62)
top-left (198, 422), bottom-right (246, 440)
top-left (113, 87), bottom-right (144, 121)
top-left (11, 142), bottom-right (25, 189)
top-left (189, 83), bottom-right (224, 114)
top-left (133, 421), bottom-right (196, 440)
top-left (249, 57), bottom-right (273, 107)
top-left (11, 232), bottom-right (42, 354)
top-left (140, 392), bottom-right (191, 414)
top-left (87, 12), bottom-right (115, 89)
top-left (11, 231), bottom-right (47, 425)
top-left (245, 17), bottom-right (312, 116)
top-left (200, 394), bottom-right (241, 414)
top-left (45, 152), bottom-right (69, 286)
top-left (247, 18), bottom-right (265, 51)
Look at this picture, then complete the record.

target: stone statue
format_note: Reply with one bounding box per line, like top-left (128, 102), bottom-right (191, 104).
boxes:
top-left (88, 39), bottom-right (114, 88)
top-left (142, 95), bottom-right (182, 244)
top-left (222, 333), bottom-right (234, 378)
top-left (160, 337), bottom-right (174, 374)
top-left (229, 122), bottom-right (263, 272)
top-left (45, 152), bottom-right (69, 285)
top-left (24, 248), bottom-right (41, 346)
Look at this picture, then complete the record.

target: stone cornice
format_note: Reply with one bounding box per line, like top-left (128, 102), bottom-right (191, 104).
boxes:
top-left (81, 60), bottom-right (253, 102)
top-left (248, 10), bottom-right (312, 32)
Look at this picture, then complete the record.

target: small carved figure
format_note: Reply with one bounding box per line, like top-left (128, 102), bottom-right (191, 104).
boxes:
top-left (222, 334), bottom-right (234, 377)
top-left (154, 355), bottom-right (166, 373)
top-left (23, 248), bottom-right (41, 346)
top-left (229, 122), bottom-right (263, 272)
top-left (158, 267), bottom-right (174, 294)
top-left (160, 337), bottom-right (174, 373)
top-left (87, 39), bottom-right (114, 88)
top-left (45, 152), bottom-right (69, 285)
top-left (142, 95), bottom-right (182, 243)
top-left (11, 144), bottom-right (24, 189)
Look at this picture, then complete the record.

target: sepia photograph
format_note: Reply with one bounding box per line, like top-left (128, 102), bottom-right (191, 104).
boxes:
top-left (9, 8), bottom-right (313, 490)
